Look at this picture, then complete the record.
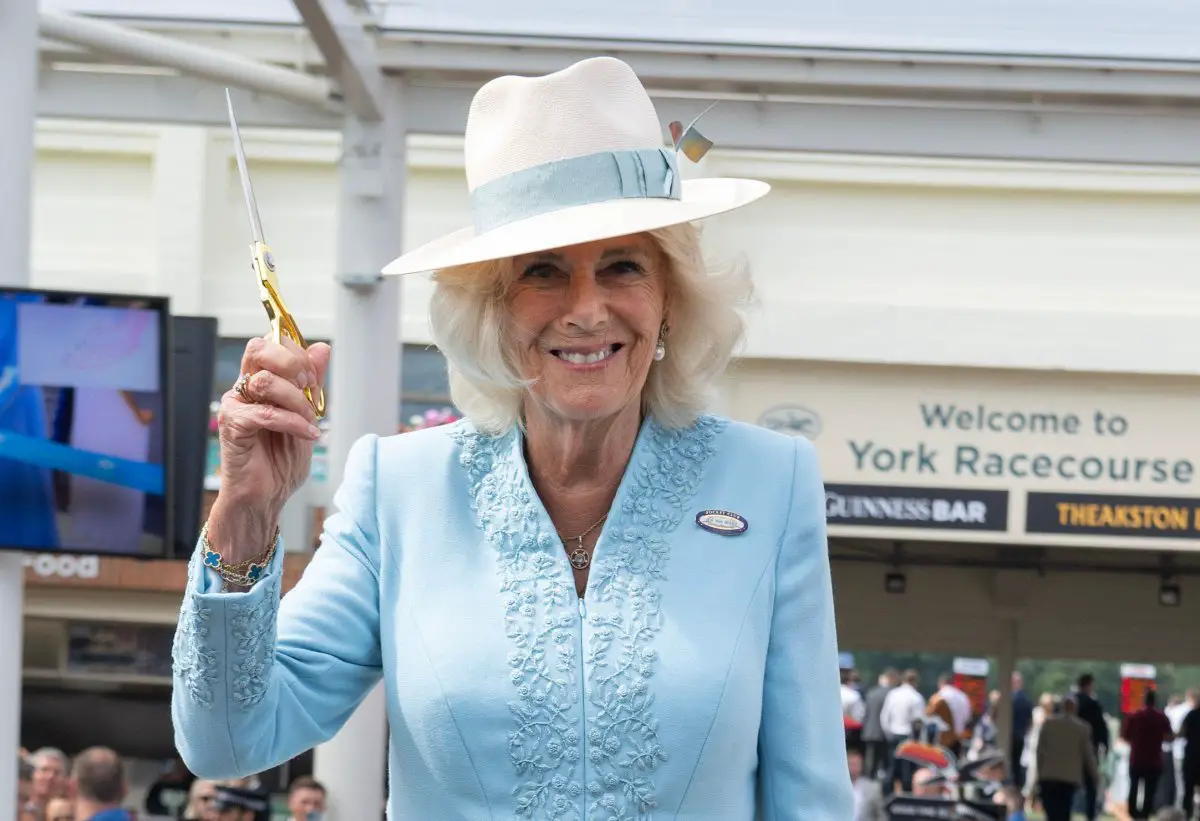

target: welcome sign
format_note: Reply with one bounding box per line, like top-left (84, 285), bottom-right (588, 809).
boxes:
top-left (727, 361), bottom-right (1200, 548)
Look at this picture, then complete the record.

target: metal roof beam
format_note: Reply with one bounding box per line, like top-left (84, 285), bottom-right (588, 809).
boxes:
top-left (34, 70), bottom-right (1200, 166)
top-left (38, 11), bottom-right (337, 110)
top-left (405, 82), bottom-right (1200, 166)
top-left (291, 0), bottom-right (386, 121)
top-left (37, 22), bottom-right (1200, 105)
top-left (36, 69), bottom-right (342, 129)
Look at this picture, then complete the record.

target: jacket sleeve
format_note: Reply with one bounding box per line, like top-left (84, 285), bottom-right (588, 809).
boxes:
top-left (757, 437), bottom-right (854, 820)
top-left (171, 434), bottom-right (384, 779)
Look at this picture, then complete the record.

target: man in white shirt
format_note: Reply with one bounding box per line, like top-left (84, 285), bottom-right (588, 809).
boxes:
top-left (842, 668), bottom-right (867, 724)
top-left (941, 675), bottom-right (974, 739)
top-left (1166, 691), bottom-right (1197, 809)
top-left (880, 669), bottom-right (927, 793)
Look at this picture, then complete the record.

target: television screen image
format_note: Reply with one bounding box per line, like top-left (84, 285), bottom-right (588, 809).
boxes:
top-left (0, 288), bottom-right (169, 556)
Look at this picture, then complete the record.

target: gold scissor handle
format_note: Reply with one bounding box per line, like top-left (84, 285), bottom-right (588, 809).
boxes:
top-left (252, 241), bottom-right (326, 419)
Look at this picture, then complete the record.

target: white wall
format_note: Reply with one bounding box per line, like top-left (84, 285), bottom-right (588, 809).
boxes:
top-left (30, 120), bottom-right (1200, 376)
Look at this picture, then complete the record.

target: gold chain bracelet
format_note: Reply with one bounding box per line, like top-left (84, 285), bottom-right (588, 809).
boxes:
top-left (199, 521), bottom-right (280, 587)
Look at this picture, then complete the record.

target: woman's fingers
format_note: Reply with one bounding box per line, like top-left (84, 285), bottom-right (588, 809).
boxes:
top-left (220, 395), bottom-right (320, 441)
top-left (240, 335), bottom-right (312, 390)
top-left (241, 369), bottom-right (319, 423)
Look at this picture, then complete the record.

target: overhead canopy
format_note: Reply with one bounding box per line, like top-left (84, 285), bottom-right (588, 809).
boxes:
top-left (40, 0), bottom-right (1200, 61)
top-left (34, 1), bottom-right (1200, 163)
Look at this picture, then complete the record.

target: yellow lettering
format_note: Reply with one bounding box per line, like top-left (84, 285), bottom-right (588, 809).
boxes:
top-left (1056, 503), bottom-right (1072, 526)
top-left (1054, 502), bottom-right (1189, 531)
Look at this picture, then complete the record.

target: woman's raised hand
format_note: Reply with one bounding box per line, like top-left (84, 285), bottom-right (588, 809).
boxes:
top-left (215, 335), bottom-right (330, 521)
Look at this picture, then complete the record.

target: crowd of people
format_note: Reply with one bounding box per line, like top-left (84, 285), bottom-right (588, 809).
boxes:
top-left (841, 667), bottom-right (1200, 821)
top-left (16, 747), bottom-right (326, 821)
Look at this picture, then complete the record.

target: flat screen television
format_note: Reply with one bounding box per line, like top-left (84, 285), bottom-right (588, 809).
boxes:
top-left (0, 287), bottom-right (171, 557)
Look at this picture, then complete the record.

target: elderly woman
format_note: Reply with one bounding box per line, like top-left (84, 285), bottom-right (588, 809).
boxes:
top-left (172, 56), bottom-right (850, 819)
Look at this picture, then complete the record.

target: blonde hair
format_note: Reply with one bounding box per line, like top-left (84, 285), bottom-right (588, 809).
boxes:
top-left (429, 223), bottom-right (752, 434)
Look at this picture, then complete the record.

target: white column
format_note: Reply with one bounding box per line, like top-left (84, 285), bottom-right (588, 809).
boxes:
top-left (0, 0), bottom-right (38, 818)
top-left (312, 76), bottom-right (405, 821)
top-left (152, 125), bottom-right (218, 314)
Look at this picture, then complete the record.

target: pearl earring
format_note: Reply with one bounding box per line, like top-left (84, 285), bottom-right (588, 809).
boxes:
top-left (654, 324), bottom-right (667, 361)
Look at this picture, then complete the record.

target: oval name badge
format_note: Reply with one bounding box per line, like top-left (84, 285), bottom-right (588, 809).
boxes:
top-left (695, 509), bottom-right (748, 536)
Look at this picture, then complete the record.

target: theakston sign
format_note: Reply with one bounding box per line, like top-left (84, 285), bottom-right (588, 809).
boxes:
top-left (734, 362), bottom-right (1200, 548)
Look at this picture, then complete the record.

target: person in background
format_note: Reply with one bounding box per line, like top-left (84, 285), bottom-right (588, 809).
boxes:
top-left (144, 756), bottom-right (195, 819)
top-left (217, 779), bottom-right (268, 821)
top-left (1077, 673), bottom-right (1112, 820)
top-left (285, 777), bottom-right (325, 821)
top-left (1158, 808), bottom-right (1187, 821)
top-left (926, 674), bottom-right (972, 757)
top-left (911, 767), bottom-right (946, 798)
top-left (881, 669), bottom-right (926, 794)
top-left (1167, 691), bottom-right (1198, 813)
top-left (1123, 689), bottom-right (1175, 820)
top-left (18, 757), bottom-right (38, 821)
top-left (1179, 694), bottom-right (1200, 821)
top-left (69, 746), bottom-right (130, 821)
top-left (1036, 695), bottom-right (1099, 821)
top-left (847, 747), bottom-right (886, 821)
top-left (1011, 672), bottom-right (1034, 790)
top-left (209, 786), bottom-right (269, 821)
top-left (1160, 695), bottom-right (1187, 810)
top-left (997, 784), bottom-right (1028, 821)
top-left (182, 779), bottom-right (218, 821)
top-left (45, 796), bottom-right (74, 821)
top-left (968, 690), bottom-right (1001, 762)
top-left (29, 748), bottom-right (71, 814)
top-left (843, 668), bottom-right (867, 751)
top-left (1023, 692), bottom-right (1058, 809)
top-left (862, 668), bottom-right (898, 782)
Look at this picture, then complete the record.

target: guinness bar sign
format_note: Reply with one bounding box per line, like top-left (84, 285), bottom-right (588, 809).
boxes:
top-left (825, 483), bottom-right (1009, 532)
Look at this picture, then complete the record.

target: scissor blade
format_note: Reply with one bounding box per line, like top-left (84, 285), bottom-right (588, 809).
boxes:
top-left (225, 89), bottom-right (266, 244)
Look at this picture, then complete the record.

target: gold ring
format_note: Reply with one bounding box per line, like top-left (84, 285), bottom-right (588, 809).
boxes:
top-left (234, 372), bottom-right (255, 404)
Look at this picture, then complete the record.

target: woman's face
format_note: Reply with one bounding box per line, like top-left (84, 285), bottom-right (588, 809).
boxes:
top-left (508, 232), bottom-right (667, 424)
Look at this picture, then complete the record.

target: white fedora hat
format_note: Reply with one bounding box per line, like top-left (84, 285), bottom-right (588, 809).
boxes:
top-left (381, 56), bottom-right (770, 276)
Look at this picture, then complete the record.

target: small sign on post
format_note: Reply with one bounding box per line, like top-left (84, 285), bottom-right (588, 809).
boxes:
top-left (953, 657), bottom-right (991, 717)
top-left (1120, 663), bottom-right (1157, 715)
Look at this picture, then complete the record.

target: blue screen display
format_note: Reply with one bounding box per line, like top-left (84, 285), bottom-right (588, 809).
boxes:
top-left (0, 289), bottom-right (168, 556)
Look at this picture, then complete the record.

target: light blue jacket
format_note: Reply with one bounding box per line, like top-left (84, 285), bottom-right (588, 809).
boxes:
top-left (171, 414), bottom-right (852, 820)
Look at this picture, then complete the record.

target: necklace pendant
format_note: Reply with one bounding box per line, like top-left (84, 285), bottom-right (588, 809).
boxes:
top-left (568, 547), bottom-right (591, 571)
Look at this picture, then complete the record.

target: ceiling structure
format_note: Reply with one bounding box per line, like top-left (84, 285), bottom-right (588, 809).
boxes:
top-left (33, 0), bottom-right (1200, 165)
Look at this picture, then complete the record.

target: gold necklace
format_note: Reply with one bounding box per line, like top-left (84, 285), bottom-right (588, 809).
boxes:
top-left (560, 512), bottom-right (608, 571)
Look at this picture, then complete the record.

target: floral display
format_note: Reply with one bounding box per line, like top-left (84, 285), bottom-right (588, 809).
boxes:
top-left (400, 407), bottom-right (459, 433)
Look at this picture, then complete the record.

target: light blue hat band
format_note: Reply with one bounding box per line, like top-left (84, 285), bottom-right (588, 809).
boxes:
top-left (469, 147), bottom-right (681, 234)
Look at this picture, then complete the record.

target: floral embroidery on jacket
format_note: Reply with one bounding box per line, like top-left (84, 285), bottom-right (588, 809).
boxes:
top-left (455, 415), bottom-right (723, 820)
top-left (230, 570), bottom-right (282, 710)
top-left (172, 550), bottom-right (219, 708)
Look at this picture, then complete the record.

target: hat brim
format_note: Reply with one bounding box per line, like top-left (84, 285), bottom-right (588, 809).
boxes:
top-left (381, 177), bottom-right (770, 276)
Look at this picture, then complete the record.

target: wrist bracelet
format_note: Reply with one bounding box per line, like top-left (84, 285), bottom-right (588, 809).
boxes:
top-left (199, 521), bottom-right (280, 587)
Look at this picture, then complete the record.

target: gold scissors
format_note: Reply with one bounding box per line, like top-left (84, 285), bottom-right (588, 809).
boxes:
top-left (225, 88), bottom-right (326, 418)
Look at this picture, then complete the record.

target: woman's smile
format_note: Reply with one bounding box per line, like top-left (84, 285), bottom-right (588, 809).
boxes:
top-left (547, 342), bottom-right (625, 369)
